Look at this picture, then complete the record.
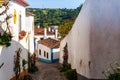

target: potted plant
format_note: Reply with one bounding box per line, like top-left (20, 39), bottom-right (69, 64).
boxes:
top-left (19, 30), bottom-right (26, 40)
top-left (0, 32), bottom-right (12, 47)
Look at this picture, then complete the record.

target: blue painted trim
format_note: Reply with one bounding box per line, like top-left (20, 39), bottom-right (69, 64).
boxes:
top-left (38, 58), bottom-right (52, 63)
top-left (53, 58), bottom-right (59, 62)
top-left (51, 48), bottom-right (53, 62)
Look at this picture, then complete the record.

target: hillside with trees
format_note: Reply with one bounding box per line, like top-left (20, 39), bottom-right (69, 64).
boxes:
top-left (27, 4), bottom-right (83, 39)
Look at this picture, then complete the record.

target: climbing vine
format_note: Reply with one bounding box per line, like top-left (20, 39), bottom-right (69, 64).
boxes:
top-left (0, 63), bottom-right (4, 69)
top-left (63, 43), bottom-right (68, 66)
top-left (0, 1), bottom-right (12, 47)
top-left (14, 48), bottom-right (21, 80)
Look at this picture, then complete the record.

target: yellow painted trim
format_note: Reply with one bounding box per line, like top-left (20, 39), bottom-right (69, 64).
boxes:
top-left (14, 10), bottom-right (17, 24)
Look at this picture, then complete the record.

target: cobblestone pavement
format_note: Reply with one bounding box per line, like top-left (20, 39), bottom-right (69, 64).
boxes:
top-left (29, 61), bottom-right (67, 80)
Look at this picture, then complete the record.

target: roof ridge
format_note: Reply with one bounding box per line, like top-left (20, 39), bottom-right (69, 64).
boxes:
top-left (39, 38), bottom-right (60, 48)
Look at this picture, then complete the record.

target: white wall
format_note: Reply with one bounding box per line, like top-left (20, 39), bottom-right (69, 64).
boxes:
top-left (0, 1), bottom-right (28, 80)
top-left (26, 16), bottom-right (34, 32)
top-left (53, 48), bottom-right (60, 59)
top-left (9, 1), bottom-right (26, 41)
top-left (37, 44), bottom-right (51, 60)
top-left (34, 35), bottom-right (56, 41)
top-left (0, 41), bottom-right (28, 80)
top-left (59, 36), bottom-right (68, 64)
top-left (60, 0), bottom-right (120, 79)
top-left (26, 15), bottom-right (34, 54)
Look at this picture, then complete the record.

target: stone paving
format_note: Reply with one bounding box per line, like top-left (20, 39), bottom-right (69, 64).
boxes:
top-left (29, 61), bottom-right (67, 80)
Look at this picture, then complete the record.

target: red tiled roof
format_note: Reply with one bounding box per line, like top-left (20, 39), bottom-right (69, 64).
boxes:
top-left (34, 28), bottom-right (44, 35)
top-left (38, 38), bottom-right (60, 48)
top-left (15, 0), bottom-right (29, 7)
top-left (26, 11), bottom-right (35, 16)
top-left (34, 28), bottom-right (55, 35)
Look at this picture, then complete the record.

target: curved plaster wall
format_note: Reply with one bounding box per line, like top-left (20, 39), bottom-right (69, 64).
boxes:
top-left (60, 0), bottom-right (120, 79)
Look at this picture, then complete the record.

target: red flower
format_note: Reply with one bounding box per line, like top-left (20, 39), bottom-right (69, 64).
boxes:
top-left (19, 31), bottom-right (26, 40)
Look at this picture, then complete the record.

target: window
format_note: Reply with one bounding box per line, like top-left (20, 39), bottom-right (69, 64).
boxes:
top-left (44, 51), bottom-right (46, 57)
top-left (40, 38), bottom-right (43, 40)
top-left (39, 49), bottom-right (41, 55)
top-left (47, 52), bottom-right (49, 59)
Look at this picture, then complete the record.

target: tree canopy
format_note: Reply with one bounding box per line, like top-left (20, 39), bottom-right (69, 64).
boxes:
top-left (26, 4), bottom-right (83, 39)
top-left (27, 7), bottom-right (81, 27)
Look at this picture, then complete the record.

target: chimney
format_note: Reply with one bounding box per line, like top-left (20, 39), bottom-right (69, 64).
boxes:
top-left (55, 29), bottom-right (58, 39)
top-left (48, 27), bottom-right (51, 32)
top-left (44, 28), bottom-right (47, 39)
top-left (37, 25), bottom-right (40, 28)
top-left (52, 28), bottom-right (54, 33)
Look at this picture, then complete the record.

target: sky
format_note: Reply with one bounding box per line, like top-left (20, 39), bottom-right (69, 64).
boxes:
top-left (26, 0), bottom-right (85, 9)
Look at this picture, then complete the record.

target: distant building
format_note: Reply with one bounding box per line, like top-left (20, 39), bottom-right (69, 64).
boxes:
top-left (34, 27), bottom-right (58, 50)
top-left (37, 38), bottom-right (60, 63)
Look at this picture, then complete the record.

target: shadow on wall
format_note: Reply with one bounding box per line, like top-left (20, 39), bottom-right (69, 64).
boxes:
top-left (0, 40), bottom-right (28, 80)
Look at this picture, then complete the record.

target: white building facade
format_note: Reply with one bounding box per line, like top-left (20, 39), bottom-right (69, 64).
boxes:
top-left (37, 38), bottom-right (60, 63)
top-left (34, 27), bottom-right (58, 50)
top-left (0, 0), bottom-right (34, 80)
top-left (26, 12), bottom-right (34, 54)
top-left (60, 0), bottom-right (120, 80)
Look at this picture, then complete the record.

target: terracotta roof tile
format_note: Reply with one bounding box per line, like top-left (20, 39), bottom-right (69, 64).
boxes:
top-left (26, 11), bottom-right (35, 16)
top-left (15, 0), bottom-right (29, 7)
top-left (34, 28), bottom-right (55, 35)
top-left (38, 38), bottom-right (60, 48)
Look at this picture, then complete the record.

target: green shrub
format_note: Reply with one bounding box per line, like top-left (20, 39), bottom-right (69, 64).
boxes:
top-left (29, 66), bottom-right (38, 73)
top-left (108, 72), bottom-right (120, 80)
top-left (64, 64), bottom-right (71, 70)
top-left (59, 63), bottom-right (71, 72)
top-left (64, 69), bottom-right (77, 80)
top-left (103, 62), bottom-right (120, 80)
top-left (23, 75), bottom-right (33, 80)
top-left (0, 32), bottom-right (12, 47)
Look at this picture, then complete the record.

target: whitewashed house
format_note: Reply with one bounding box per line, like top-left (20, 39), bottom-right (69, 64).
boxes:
top-left (26, 11), bottom-right (34, 54)
top-left (60, 0), bottom-right (120, 80)
top-left (0, 0), bottom-right (34, 80)
top-left (34, 27), bottom-right (58, 50)
top-left (37, 38), bottom-right (60, 63)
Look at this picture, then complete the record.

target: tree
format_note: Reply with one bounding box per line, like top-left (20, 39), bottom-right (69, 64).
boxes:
top-left (76, 4), bottom-right (83, 12)
top-left (26, 8), bottom-right (80, 28)
top-left (58, 19), bottom-right (75, 39)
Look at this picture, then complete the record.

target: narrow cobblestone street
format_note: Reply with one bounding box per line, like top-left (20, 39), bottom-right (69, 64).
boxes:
top-left (29, 62), bottom-right (67, 80)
